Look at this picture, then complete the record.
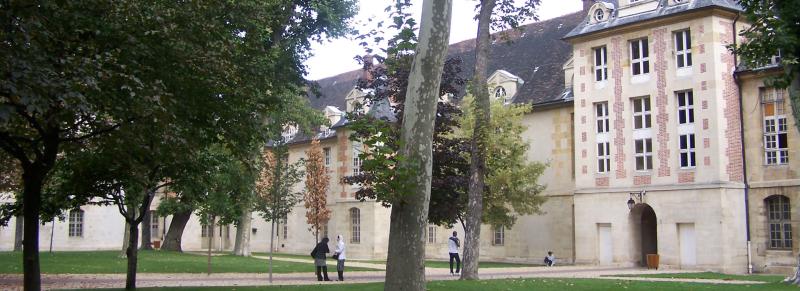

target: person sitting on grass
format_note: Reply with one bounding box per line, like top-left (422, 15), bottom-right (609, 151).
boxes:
top-left (544, 251), bottom-right (555, 266)
top-left (310, 237), bottom-right (332, 281)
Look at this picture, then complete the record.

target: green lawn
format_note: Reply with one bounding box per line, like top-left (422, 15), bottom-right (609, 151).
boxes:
top-left (81, 277), bottom-right (797, 291)
top-left (0, 251), bottom-right (378, 274)
top-left (608, 272), bottom-right (786, 283)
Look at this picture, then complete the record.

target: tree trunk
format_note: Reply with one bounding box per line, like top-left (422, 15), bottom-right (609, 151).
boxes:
top-left (269, 220), bottom-right (275, 284)
top-left (233, 210), bottom-right (252, 256)
top-left (207, 217), bottom-right (213, 275)
top-left (14, 215), bottom-right (23, 251)
top-left (22, 168), bottom-right (44, 291)
top-left (462, 0), bottom-right (495, 281)
top-left (384, 1), bottom-right (452, 290)
top-left (161, 210), bottom-right (191, 252)
top-left (125, 218), bottom-right (140, 290)
top-left (140, 210), bottom-right (153, 250)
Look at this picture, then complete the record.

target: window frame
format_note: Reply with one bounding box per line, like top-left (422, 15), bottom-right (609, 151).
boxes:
top-left (632, 97), bottom-right (652, 130)
top-left (674, 30), bottom-right (692, 68)
top-left (352, 141), bottom-right (363, 175)
top-left (350, 207), bottom-right (361, 244)
top-left (595, 102), bottom-right (610, 134)
top-left (761, 87), bottom-right (789, 165)
top-left (150, 210), bottom-right (159, 237)
top-left (427, 226), bottom-right (437, 244)
top-left (679, 133), bottom-right (696, 169)
top-left (766, 195), bottom-right (793, 250)
top-left (594, 46), bottom-right (608, 82)
top-left (68, 209), bottom-right (84, 238)
top-left (597, 142), bottom-right (611, 173)
top-left (630, 38), bottom-right (650, 76)
top-left (323, 147), bottom-right (331, 167)
top-left (634, 138), bottom-right (653, 171)
top-left (493, 225), bottom-right (505, 246)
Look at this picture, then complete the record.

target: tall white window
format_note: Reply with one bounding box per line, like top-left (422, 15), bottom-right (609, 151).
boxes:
top-left (150, 210), bottom-right (159, 238)
top-left (352, 141), bottom-right (362, 175)
top-left (677, 91), bottom-right (695, 124)
top-left (635, 138), bottom-right (653, 171)
top-left (323, 147), bottom-right (331, 167)
top-left (201, 216), bottom-right (213, 238)
top-left (595, 102), bottom-right (610, 133)
top-left (767, 195), bottom-right (792, 249)
top-left (675, 30), bottom-right (692, 68)
top-left (68, 209), bottom-right (84, 237)
top-left (493, 225), bottom-right (505, 246)
top-left (632, 97), bottom-right (652, 129)
top-left (282, 218), bottom-right (288, 239)
top-left (597, 142), bottom-right (611, 173)
top-left (630, 38), bottom-right (650, 75)
top-left (679, 134), bottom-right (696, 168)
top-left (762, 87), bottom-right (789, 165)
top-left (350, 208), bottom-right (361, 244)
top-left (427, 226), bottom-right (437, 244)
top-left (594, 46), bottom-right (608, 81)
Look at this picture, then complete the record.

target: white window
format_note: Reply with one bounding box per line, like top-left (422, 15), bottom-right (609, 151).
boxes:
top-left (632, 97), bottom-right (652, 129)
top-left (350, 208), bottom-right (361, 244)
top-left (679, 134), bottom-right (696, 168)
top-left (323, 147), bottom-right (331, 167)
top-left (493, 226), bottom-right (505, 246)
top-left (68, 209), bottom-right (84, 237)
top-left (595, 102), bottom-right (610, 133)
top-left (352, 141), bottom-right (362, 175)
top-left (630, 38), bottom-right (650, 75)
top-left (201, 217), bottom-right (213, 238)
top-left (594, 9), bottom-right (605, 22)
top-left (427, 226), bottom-right (437, 244)
top-left (494, 86), bottom-right (507, 100)
top-left (677, 91), bottom-right (694, 124)
top-left (594, 46), bottom-right (608, 81)
top-left (597, 142), bottom-right (611, 173)
top-left (282, 218), bottom-right (288, 239)
top-left (675, 30), bottom-right (692, 68)
top-left (762, 88), bottom-right (789, 165)
top-left (635, 138), bottom-right (653, 171)
top-left (150, 210), bottom-right (159, 237)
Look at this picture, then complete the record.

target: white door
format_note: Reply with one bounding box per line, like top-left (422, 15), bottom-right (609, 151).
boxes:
top-left (598, 224), bottom-right (613, 265)
top-left (679, 223), bottom-right (696, 267)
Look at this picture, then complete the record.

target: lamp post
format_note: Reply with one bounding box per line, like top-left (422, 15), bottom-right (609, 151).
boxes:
top-left (627, 190), bottom-right (646, 211)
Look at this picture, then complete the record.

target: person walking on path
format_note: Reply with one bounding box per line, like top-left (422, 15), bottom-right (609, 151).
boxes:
top-left (310, 237), bottom-right (332, 281)
top-left (334, 234), bottom-right (346, 281)
top-left (448, 231), bottom-right (461, 275)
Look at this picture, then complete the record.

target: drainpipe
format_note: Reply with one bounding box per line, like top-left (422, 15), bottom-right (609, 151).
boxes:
top-left (732, 12), bottom-right (753, 274)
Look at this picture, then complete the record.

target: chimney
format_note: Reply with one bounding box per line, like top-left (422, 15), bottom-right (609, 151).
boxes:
top-left (583, 0), bottom-right (594, 13)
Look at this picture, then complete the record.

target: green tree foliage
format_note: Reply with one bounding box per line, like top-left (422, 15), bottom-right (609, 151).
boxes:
top-left (455, 95), bottom-right (547, 228)
top-left (733, 0), bottom-right (800, 131)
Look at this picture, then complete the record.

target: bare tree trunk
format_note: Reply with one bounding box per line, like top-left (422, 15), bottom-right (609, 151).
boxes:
top-left (120, 211), bottom-right (135, 258)
top-left (14, 215), bottom-right (23, 251)
top-left (384, 1), bottom-right (452, 290)
top-left (462, 0), bottom-right (495, 281)
top-left (233, 210), bottom-right (252, 256)
top-left (125, 218), bottom-right (140, 290)
top-left (140, 210), bottom-right (153, 250)
top-left (269, 220), bottom-right (275, 284)
top-left (22, 168), bottom-right (44, 291)
top-left (207, 216), bottom-right (214, 275)
top-left (161, 210), bottom-right (191, 252)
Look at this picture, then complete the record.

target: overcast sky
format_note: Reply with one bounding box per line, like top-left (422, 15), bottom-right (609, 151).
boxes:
top-left (304, 0), bottom-right (583, 80)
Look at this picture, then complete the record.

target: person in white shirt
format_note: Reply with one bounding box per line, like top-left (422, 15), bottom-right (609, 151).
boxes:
top-left (544, 251), bottom-right (555, 266)
top-left (448, 231), bottom-right (461, 275)
top-left (334, 235), bottom-right (346, 281)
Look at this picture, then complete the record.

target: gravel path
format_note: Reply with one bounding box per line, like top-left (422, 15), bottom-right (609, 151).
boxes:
top-left (0, 261), bottom-right (768, 290)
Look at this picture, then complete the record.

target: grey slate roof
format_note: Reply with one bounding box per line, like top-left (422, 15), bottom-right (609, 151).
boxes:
top-left (306, 11), bottom-right (585, 111)
top-left (564, 0), bottom-right (741, 40)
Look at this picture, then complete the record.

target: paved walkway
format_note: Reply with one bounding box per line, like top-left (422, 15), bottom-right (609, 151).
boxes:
top-left (0, 258), bottom-right (768, 290)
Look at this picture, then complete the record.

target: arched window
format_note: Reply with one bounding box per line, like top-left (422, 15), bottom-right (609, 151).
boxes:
top-left (766, 195), bottom-right (792, 249)
top-left (350, 207), bottom-right (361, 244)
top-left (494, 86), bottom-right (507, 101)
top-left (594, 9), bottom-right (605, 22)
top-left (68, 209), bottom-right (84, 237)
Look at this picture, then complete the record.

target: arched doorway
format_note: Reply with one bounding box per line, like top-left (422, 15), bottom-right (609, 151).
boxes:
top-left (629, 204), bottom-right (657, 266)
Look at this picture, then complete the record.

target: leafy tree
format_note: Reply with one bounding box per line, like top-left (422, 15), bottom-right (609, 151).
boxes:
top-left (253, 145), bottom-right (304, 283)
top-left (462, 0), bottom-right (540, 280)
top-left (303, 139), bottom-right (332, 242)
top-left (732, 0), bottom-right (800, 132)
top-left (455, 95), bottom-right (547, 227)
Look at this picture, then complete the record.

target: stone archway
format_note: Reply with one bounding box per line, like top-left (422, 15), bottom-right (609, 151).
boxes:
top-left (629, 204), bottom-right (657, 266)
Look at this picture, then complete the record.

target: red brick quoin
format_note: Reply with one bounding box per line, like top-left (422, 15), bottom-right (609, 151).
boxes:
top-left (653, 28), bottom-right (671, 177)
top-left (720, 20), bottom-right (744, 182)
top-left (611, 36), bottom-right (627, 179)
top-left (679, 171), bottom-right (695, 183)
top-left (634, 175), bottom-right (652, 185)
top-left (596, 177), bottom-right (609, 187)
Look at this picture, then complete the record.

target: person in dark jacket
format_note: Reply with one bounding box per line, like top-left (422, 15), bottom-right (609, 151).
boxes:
top-left (310, 237), bottom-right (332, 281)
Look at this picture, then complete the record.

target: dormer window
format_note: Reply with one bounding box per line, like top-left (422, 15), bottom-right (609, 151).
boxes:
top-left (494, 86), bottom-right (507, 100)
top-left (594, 9), bottom-right (605, 22)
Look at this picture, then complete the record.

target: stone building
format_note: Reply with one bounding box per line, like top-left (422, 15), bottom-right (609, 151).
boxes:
top-left (1, 0), bottom-right (797, 274)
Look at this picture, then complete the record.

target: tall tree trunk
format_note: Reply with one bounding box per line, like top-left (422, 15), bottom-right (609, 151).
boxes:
top-left (384, 1), bottom-right (452, 290)
top-left (22, 168), bottom-right (44, 291)
top-left (120, 210), bottom-right (136, 258)
top-left (125, 218), bottom-right (140, 290)
top-left (140, 210), bottom-right (153, 250)
top-left (161, 210), bottom-right (191, 252)
top-left (14, 215), bottom-right (23, 251)
top-left (233, 210), bottom-right (252, 256)
top-left (207, 216), bottom-right (213, 275)
top-left (462, 0), bottom-right (495, 281)
top-left (269, 220), bottom-right (275, 284)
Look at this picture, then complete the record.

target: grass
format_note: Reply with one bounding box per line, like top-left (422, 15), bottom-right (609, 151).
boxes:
top-left (0, 251), bottom-right (379, 274)
top-left (608, 272), bottom-right (786, 283)
top-left (78, 277), bottom-right (798, 291)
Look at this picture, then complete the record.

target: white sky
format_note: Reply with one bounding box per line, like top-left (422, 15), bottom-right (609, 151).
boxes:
top-left (304, 0), bottom-right (583, 80)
